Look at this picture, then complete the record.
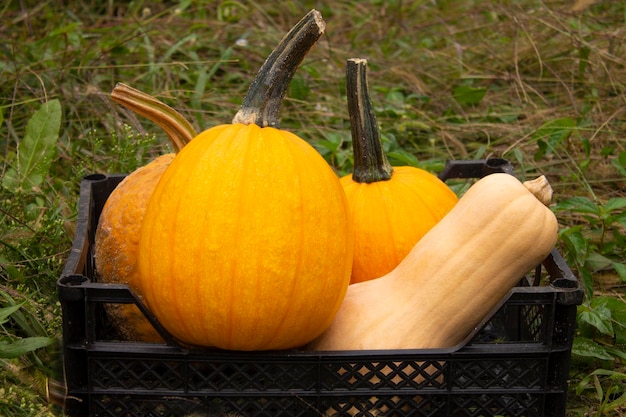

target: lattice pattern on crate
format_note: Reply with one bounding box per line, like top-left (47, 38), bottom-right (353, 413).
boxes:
top-left (451, 358), bottom-right (545, 389)
top-left (321, 360), bottom-right (446, 390)
top-left (325, 394), bottom-right (448, 417)
top-left (93, 394), bottom-right (204, 417)
top-left (91, 392), bottom-right (546, 417)
top-left (188, 360), bottom-right (319, 391)
top-left (471, 301), bottom-right (547, 344)
top-left (450, 393), bottom-right (542, 417)
top-left (521, 304), bottom-right (545, 342)
top-left (92, 394), bottom-right (328, 417)
top-left (91, 358), bottom-right (185, 391)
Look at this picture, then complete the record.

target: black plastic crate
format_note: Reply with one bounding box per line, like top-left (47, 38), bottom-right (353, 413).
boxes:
top-left (58, 159), bottom-right (584, 417)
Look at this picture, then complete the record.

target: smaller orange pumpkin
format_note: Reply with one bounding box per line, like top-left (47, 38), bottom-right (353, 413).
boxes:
top-left (341, 58), bottom-right (458, 284)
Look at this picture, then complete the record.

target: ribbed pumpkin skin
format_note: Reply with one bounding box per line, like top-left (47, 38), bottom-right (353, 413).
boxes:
top-left (341, 166), bottom-right (458, 284)
top-left (95, 154), bottom-right (174, 343)
top-left (138, 123), bottom-right (353, 351)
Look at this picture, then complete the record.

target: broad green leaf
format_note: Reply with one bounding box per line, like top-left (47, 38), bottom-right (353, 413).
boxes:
top-left (579, 302), bottom-right (613, 336)
top-left (605, 346), bottom-right (626, 362)
top-left (572, 336), bottom-right (615, 361)
top-left (585, 252), bottom-right (613, 272)
top-left (554, 196), bottom-right (600, 215)
top-left (386, 149), bottom-right (422, 167)
top-left (593, 296), bottom-right (626, 344)
top-left (1, 99), bottom-right (61, 193)
top-left (452, 85), bottom-right (487, 107)
top-left (613, 262), bottom-right (626, 282)
top-left (559, 227), bottom-right (588, 266)
top-left (604, 197), bottom-right (626, 213)
top-left (0, 336), bottom-right (54, 359)
top-left (315, 140), bottom-right (341, 155)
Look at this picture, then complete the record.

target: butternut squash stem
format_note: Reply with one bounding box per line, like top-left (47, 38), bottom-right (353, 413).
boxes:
top-left (110, 82), bottom-right (197, 153)
top-left (232, 9), bottom-right (325, 128)
top-left (523, 175), bottom-right (553, 207)
top-left (346, 58), bottom-right (393, 183)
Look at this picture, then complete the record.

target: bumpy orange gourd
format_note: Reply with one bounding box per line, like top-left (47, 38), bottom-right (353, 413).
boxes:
top-left (95, 84), bottom-right (197, 342)
top-left (309, 173), bottom-right (559, 351)
top-left (341, 59), bottom-right (458, 284)
top-left (137, 10), bottom-right (353, 351)
top-left (95, 155), bottom-right (172, 342)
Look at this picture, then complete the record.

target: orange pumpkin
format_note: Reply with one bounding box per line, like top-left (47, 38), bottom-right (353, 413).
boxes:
top-left (341, 59), bottom-right (458, 284)
top-left (95, 83), bottom-right (197, 342)
top-left (137, 10), bottom-right (353, 351)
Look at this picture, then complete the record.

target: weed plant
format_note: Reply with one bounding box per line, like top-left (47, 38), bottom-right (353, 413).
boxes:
top-left (1, 1), bottom-right (625, 415)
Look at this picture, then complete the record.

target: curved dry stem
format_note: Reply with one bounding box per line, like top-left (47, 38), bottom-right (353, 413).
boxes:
top-left (111, 83), bottom-right (197, 152)
top-left (232, 9), bottom-right (325, 127)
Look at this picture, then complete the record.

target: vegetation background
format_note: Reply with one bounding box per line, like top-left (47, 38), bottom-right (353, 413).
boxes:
top-left (1, 0), bottom-right (624, 415)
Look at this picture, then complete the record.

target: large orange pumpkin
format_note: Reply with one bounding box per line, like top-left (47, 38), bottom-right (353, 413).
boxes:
top-left (137, 10), bottom-right (353, 351)
top-left (341, 59), bottom-right (458, 284)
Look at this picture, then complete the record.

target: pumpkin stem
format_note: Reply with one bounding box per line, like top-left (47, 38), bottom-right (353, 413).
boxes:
top-left (346, 58), bottom-right (393, 183)
top-left (111, 83), bottom-right (197, 152)
top-left (523, 175), bottom-right (553, 206)
top-left (232, 9), bottom-right (325, 128)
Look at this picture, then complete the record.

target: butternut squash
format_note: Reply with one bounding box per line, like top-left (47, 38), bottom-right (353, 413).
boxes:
top-left (309, 172), bottom-right (558, 351)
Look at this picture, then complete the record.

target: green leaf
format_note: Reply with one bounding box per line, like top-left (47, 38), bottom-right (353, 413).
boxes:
top-left (578, 45), bottom-right (591, 78)
top-left (594, 296), bottom-right (626, 344)
top-left (559, 227), bottom-right (589, 266)
top-left (579, 302), bottom-right (613, 336)
top-left (585, 252), bottom-right (613, 272)
top-left (289, 75), bottom-right (311, 101)
top-left (604, 197), bottom-right (626, 213)
top-left (613, 262), bottom-right (626, 282)
top-left (452, 85), bottom-right (487, 106)
top-left (587, 368), bottom-right (626, 380)
top-left (1, 99), bottom-right (61, 193)
top-left (572, 336), bottom-right (615, 361)
top-left (386, 149), bottom-right (422, 167)
top-left (612, 152), bottom-right (626, 177)
top-left (554, 196), bottom-right (600, 215)
top-left (532, 117), bottom-right (576, 161)
top-left (616, 211), bottom-right (626, 228)
top-left (0, 336), bottom-right (54, 359)
top-left (0, 303), bottom-right (24, 325)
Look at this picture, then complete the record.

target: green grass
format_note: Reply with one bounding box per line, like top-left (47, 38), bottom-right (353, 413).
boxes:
top-left (1, 0), bottom-right (625, 415)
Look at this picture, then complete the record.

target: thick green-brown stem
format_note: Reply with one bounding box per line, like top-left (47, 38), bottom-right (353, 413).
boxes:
top-left (111, 83), bottom-right (197, 152)
top-left (232, 9), bottom-right (325, 127)
top-left (346, 58), bottom-right (393, 183)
